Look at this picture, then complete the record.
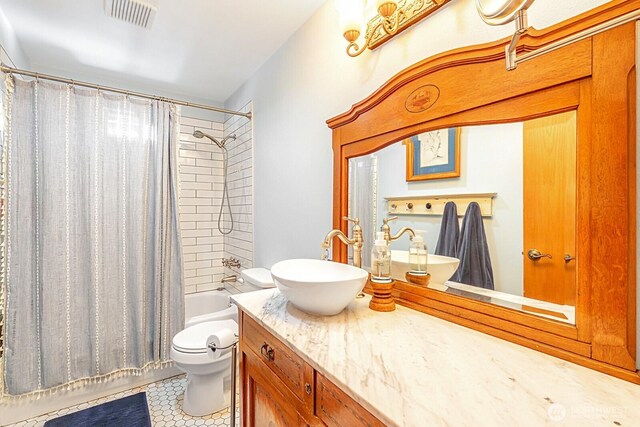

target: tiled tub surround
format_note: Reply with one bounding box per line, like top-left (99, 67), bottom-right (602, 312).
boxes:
top-left (221, 103), bottom-right (254, 294)
top-left (232, 290), bottom-right (640, 427)
top-left (179, 116), bottom-right (226, 294)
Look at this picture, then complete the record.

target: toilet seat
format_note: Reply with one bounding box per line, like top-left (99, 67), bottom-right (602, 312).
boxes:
top-left (172, 319), bottom-right (238, 354)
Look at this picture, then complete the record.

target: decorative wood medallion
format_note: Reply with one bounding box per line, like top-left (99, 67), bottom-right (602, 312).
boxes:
top-left (405, 84), bottom-right (440, 113)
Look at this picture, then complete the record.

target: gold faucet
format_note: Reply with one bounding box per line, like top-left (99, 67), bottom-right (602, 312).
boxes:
top-left (381, 216), bottom-right (415, 244)
top-left (321, 217), bottom-right (363, 268)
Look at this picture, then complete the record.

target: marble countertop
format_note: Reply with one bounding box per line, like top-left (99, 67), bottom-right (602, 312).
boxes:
top-left (231, 289), bottom-right (640, 427)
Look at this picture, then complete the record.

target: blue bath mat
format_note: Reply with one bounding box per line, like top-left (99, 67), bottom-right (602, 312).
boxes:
top-left (43, 392), bottom-right (151, 427)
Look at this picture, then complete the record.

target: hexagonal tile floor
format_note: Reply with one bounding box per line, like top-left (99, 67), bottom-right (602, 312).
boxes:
top-left (7, 375), bottom-right (239, 427)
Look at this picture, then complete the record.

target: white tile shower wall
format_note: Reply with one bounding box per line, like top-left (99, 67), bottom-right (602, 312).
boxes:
top-left (178, 116), bottom-right (226, 294)
top-left (222, 102), bottom-right (254, 291)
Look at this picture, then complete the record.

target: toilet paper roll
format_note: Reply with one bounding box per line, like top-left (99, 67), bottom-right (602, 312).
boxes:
top-left (206, 328), bottom-right (236, 360)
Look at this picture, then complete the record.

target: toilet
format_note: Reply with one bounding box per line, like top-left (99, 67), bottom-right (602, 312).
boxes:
top-left (241, 267), bottom-right (275, 290)
top-left (171, 268), bottom-right (272, 416)
top-left (170, 319), bottom-right (238, 417)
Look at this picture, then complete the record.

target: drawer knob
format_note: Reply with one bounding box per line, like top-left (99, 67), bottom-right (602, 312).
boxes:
top-left (305, 383), bottom-right (312, 395)
top-left (260, 342), bottom-right (274, 361)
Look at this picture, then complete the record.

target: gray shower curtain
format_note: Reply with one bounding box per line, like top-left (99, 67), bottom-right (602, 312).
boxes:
top-left (1, 76), bottom-right (184, 397)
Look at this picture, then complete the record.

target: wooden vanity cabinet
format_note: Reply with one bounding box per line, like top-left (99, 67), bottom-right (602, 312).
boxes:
top-left (239, 310), bottom-right (385, 427)
top-left (243, 348), bottom-right (303, 426)
top-left (315, 373), bottom-right (386, 427)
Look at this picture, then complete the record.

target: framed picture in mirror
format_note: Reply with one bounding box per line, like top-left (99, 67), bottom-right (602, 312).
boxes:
top-left (404, 127), bottom-right (460, 181)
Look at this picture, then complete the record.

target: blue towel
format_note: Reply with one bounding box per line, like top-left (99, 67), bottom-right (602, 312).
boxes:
top-left (435, 201), bottom-right (459, 258)
top-left (452, 202), bottom-right (494, 290)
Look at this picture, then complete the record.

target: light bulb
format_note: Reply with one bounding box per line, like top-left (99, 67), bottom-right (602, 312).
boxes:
top-left (336, 0), bottom-right (364, 36)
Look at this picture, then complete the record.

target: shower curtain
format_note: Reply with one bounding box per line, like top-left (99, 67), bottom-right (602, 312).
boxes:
top-left (1, 76), bottom-right (184, 397)
top-left (348, 155), bottom-right (378, 269)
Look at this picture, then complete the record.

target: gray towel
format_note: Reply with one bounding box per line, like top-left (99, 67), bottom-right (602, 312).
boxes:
top-left (435, 201), bottom-right (459, 258)
top-left (452, 202), bottom-right (494, 290)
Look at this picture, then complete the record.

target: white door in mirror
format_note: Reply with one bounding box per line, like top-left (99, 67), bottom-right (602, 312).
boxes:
top-left (270, 259), bottom-right (368, 316)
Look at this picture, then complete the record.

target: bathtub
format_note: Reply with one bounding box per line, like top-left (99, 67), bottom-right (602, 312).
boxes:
top-left (185, 290), bottom-right (238, 328)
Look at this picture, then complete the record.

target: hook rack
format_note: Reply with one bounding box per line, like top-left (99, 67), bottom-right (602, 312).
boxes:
top-left (385, 193), bottom-right (496, 217)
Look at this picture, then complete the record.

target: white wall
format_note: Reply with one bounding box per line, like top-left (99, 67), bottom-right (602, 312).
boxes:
top-left (223, 0), bottom-right (610, 270)
top-left (0, 4), bottom-right (30, 100)
top-left (374, 123), bottom-right (524, 294)
top-left (0, 5), bottom-right (29, 69)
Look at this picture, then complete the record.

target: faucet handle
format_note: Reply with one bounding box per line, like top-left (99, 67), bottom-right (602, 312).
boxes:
top-left (381, 216), bottom-right (398, 233)
top-left (343, 216), bottom-right (360, 225)
top-left (383, 216), bottom-right (398, 225)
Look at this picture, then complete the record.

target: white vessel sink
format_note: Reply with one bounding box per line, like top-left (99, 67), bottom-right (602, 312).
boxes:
top-left (390, 250), bottom-right (460, 285)
top-left (270, 259), bottom-right (368, 316)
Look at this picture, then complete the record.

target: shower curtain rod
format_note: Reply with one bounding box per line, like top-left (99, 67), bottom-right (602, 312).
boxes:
top-left (0, 63), bottom-right (252, 119)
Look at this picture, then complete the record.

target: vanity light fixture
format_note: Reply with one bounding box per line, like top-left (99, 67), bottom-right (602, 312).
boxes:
top-left (336, 0), bottom-right (450, 57)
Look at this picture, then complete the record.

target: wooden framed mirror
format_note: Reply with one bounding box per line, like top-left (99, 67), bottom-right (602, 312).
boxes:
top-left (327, 0), bottom-right (638, 383)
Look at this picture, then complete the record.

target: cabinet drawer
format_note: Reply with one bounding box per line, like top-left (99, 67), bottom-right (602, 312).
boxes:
top-left (316, 373), bottom-right (386, 427)
top-left (242, 314), bottom-right (314, 405)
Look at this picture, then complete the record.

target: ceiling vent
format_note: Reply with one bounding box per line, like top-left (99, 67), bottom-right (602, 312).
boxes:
top-left (104, 0), bottom-right (158, 29)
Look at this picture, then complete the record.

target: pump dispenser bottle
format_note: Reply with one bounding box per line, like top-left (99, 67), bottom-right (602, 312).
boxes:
top-left (409, 230), bottom-right (428, 275)
top-left (371, 231), bottom-right (392, 283)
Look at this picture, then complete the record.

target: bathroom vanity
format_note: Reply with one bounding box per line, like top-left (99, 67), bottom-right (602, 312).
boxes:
top-left (236, 292), bottom-right (382, 426)
top-left (236, 1), bottom-right (640, 425)
top-left (233, 290), bottom-right (640, 426)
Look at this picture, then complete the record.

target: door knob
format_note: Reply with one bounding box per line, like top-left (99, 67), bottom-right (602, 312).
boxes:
top-left (564, 254), bottom-right (576, 263)
top-left (527, 249), bottom-right (552, 261)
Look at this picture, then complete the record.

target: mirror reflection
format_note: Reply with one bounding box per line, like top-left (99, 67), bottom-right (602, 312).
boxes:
top-left (348, 111), bottom-right (577, 324)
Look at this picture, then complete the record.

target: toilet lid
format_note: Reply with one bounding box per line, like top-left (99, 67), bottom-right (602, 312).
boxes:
top-left (172, 319), bottom-right (238, 354)
top-left (241, 268), bottom-right (275, 288)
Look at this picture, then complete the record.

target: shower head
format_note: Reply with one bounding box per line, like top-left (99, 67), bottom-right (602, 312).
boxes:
top-left (193, 130), bottom-right (236, 149)
top-left (193, 130), bottom-right (224, 149)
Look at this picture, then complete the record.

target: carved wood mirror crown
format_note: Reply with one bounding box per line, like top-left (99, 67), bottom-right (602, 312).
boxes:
top-left (327, 0), bottom-right (638, 383)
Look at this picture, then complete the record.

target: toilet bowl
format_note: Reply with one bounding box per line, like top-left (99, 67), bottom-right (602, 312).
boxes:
top-left (170, 319), bottom-right (238, 417)
top-left (241, 267), bottom-right (275, 290)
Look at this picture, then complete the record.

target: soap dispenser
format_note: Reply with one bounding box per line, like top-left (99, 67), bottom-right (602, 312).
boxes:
top-left (409, 230), bottom-right (428, 275)
top-left (370, 231), bottom-right (392, 283)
